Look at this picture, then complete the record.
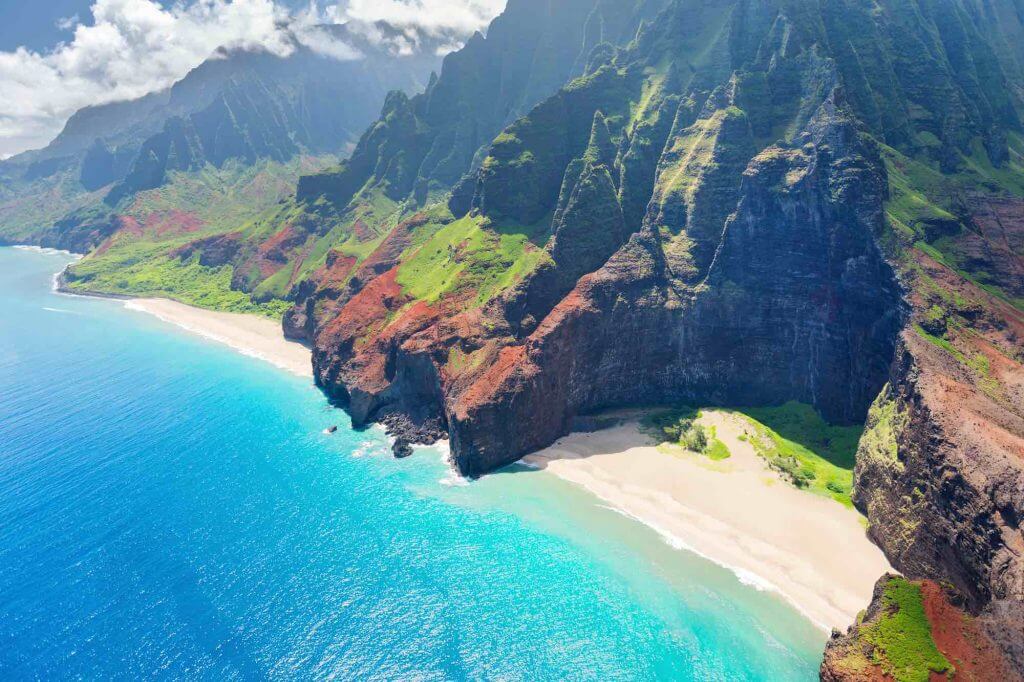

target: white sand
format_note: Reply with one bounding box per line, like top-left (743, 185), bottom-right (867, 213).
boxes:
top-left (523, 410), bottom-right (892, 631)
top-left (124, 298), bottom-right (312, 378)
top-left (107, 293), bottom-right (888, 629)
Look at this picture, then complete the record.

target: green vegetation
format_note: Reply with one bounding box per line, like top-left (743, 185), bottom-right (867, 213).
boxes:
top-left (705, 435), bottom-right (732, 461)
top-left (396, 214), bottom-right (549, 306)
top-left (236, 186), bottom-right (406, 303)
top-left (881, 144), bottom-right (959, 239)
top-left (730, 402), bottom-right (862, 507)
top-left (0, 168), bottom-right (102, 243)
top-left (655, 108), bottom-right (745, 214)
top-left (913, 324), bottom-right (964, 360)
top-left (858, 388), bottom-right (907, 466)
top-left (58, 157), bottom-right (338, 317)
top-left (864, 578), bottom-right (952, 682)
top-left (880, 140), bottom-right (1024, 312)
top-left (66, 253), bottom-right (288, 318)
top-left (641, 407), bottom-right (730, 460)
top-left (912, 325), bottom-right (1002, 400)
top-left (134, 157), bottom-right (335, 233)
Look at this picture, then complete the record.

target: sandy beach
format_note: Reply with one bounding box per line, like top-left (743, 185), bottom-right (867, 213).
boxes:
top-left (109, 293), bottom-right (884, 631)
top-left (124, 298), bottom-right (312, 378)
top-left (523, 410), bottom-right (891, 631)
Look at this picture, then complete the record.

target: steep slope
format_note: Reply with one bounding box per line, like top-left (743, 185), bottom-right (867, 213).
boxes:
top-left (120, 0), bottom-right (671, 336)
top-left (822, 575), bottom-right (1021, 681)
top-left (276, 0), bottom-right (1024, 672)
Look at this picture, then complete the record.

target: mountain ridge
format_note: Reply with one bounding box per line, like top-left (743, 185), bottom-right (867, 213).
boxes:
top-left (0, 20), bottom-right (453, 251)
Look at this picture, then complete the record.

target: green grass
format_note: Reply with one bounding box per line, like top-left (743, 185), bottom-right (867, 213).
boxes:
top-left (66, 253), bottom-right (288, 318)
top-left (706, 437), bottom-right (731, 461)
top-left (879, 138), bottom-right (1024, 313)
top-left (131, 156), bottom-right (335, 233)
top-left (880, 144), bottom-right (959, 236)
top-left (912, 325), bottom-right (1003, 400)
top-left (653, 108), bottom-right (745, 221)
top-left (858, 388), bottom-right (906, 466)
top-left (396, 214), bottom-right (548, 306)
top-left (730, 402), bottom-right (862, 507)
top-left (53, 156), bottom-right (341, 316)
top-left (864, 578), bottom-right (952, 682)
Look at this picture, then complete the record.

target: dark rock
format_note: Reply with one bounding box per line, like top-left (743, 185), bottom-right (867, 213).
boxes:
top-left (392, 439), bottom-right (415, 459)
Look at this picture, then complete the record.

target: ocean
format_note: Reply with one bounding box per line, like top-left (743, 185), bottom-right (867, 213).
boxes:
top-left (0, 247), bottom-right (823, 680)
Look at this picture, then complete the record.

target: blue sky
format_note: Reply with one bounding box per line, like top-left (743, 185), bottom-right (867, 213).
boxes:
top-left (0, 0), bottom-right (87, 51)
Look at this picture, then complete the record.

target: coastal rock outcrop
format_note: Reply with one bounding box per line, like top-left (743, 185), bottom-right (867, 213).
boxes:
top-left (445, 99), bottom-right (901, 474)
top-left (821, 575), bottom-right (1023, 681)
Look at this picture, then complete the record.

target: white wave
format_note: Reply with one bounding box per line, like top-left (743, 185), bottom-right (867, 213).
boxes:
top-left (592, 503), bottom-right (825, 628)
top-left (438, 473), bottom-right (470, 487)
top-left (119, 300), bottom-right (311, 378)
top-left (12, 245), bottom-right (79, 257)
top-left (415, 440), bottom-right (471, 487)
top-left (351, 440), bottom-right (388, 459)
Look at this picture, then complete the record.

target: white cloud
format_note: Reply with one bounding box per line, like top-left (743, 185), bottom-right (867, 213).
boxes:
top-left (334, 0), bottom-right (506, 36)
top-left (0, 0), bottom-right (507, 159)
top-left (56, 15), bottom-right (81, 32)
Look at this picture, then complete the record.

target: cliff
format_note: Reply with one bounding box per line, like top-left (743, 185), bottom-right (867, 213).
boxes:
top-left (286, 0), bottom-right (1024, 673)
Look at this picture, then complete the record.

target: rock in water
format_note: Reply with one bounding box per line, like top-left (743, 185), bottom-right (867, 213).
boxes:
top-left (392, 439), bottom-right (414, 459)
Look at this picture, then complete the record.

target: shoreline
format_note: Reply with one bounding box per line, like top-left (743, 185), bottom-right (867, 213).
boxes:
top-left (122, 298), bottom-right (313, 378)
top-left (48, 283), bottom-right (312, 380)
top-left (20, 246), bottom-right (313, 379)
top-left (22, 246), bottom-right (880, 632)
top-left (523, 411), bottom-right (892, 632)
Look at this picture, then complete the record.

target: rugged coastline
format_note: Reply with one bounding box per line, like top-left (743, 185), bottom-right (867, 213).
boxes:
top-left (4, 0), bottom-right (1023, 676)
top-left (37, 250), bottom-right (883, 641)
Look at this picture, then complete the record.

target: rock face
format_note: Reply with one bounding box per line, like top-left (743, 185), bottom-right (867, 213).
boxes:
top-left (304, 0), bottom-right (913, 474)
top-left (286, 0), bottom-right (1024, 673)
top-left (446, 100), bottom-right (901, 474)
top-left (857, 334), bottom-right (1024, 612)
top-left (850, 243), bottom-right (1024, 667)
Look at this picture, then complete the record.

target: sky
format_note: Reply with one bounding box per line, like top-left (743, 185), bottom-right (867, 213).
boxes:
top-left (0, 0), bottom-right (506, 159)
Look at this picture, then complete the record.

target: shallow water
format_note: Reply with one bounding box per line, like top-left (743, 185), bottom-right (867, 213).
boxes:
top-left (0, 247), bottom-right (823, 680)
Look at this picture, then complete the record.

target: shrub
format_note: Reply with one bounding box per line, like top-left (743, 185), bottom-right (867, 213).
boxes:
top-left (684, 424), bottom-right (709, 453)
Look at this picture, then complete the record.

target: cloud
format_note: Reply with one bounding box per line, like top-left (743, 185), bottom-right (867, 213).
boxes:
top-left (334, 0), bottom-right (506, 36)
top-left (56, 15), bottom-right (81, 32)
top-left (0, 0), bottom-right (507, 159)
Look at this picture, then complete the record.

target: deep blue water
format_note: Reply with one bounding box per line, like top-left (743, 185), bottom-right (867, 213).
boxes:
top-left (0, 247), bottom-right (823, 680)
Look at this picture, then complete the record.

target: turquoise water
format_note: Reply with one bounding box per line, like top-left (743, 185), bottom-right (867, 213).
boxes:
top-left (0, 247), bottom-right (824, 680)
